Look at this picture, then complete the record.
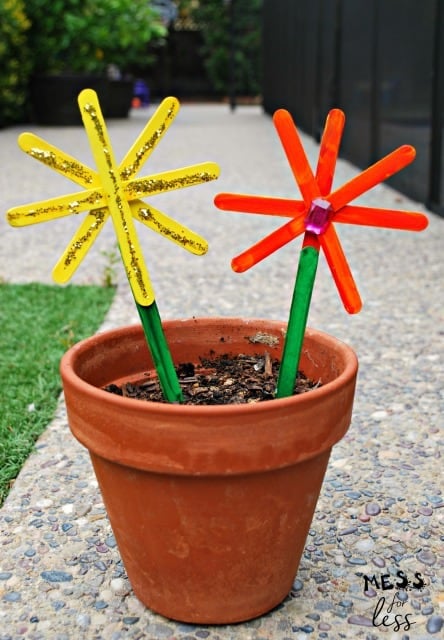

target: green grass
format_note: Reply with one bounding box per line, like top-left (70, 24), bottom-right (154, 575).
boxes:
top-left (0, 283), bottom-right (115, 506)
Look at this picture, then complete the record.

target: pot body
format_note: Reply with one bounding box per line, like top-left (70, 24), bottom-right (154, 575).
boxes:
top-left (60, 318), bottom-right (358, 623)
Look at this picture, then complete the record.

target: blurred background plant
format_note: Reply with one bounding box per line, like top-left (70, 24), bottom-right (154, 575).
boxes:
top-left (0, 0), bottom-right (31, 127)
top-left (16, 0), bottom-right (168, 124)
top-left (0, 0), bottom-right (263, 127)
top-left (189, 0), bottom-right (262, 98)
top-left (25, 0), bottom-right (167, 77)
top-left (147, 0), bottom-right (262, 101)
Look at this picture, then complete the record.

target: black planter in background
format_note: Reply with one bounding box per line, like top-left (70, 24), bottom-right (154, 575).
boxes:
top-left (105, 79), bottom-right (134, 118)
top-left (29, 75), bottom-right (135, 124)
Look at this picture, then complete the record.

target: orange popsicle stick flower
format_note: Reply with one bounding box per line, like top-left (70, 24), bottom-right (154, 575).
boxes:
top-left (215, 109), bottom-right (428, 313)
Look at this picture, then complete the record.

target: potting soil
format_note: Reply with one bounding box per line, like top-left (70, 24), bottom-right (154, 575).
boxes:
top-left (104, 353), bottom-right (321, 405)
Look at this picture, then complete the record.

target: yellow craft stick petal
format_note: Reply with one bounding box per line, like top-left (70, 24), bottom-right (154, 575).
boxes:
top-left (18, 133), bottom-right (99, 188)
top-left (52, 208), bottom-right (109, 283)
top-left (119, 96), bottom-right (180, 181)
top-left (7, 188), bottom-right (105, 226)
top-left (79, 89), bottom-right (154, 305)
top-left (131, 201), bottom-right (208, 255)
top-left (125, 162), bottom-right (220, 200)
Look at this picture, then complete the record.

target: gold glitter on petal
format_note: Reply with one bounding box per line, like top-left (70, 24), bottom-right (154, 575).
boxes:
top-left (9, 90), bottom-right (217, 297)
top-left (62, 208), bottom-right (108, 267)
top-left (125, 170), bottom-right (219, 199)
top-left (27, 147), bottom-right (95, 185)
top-left (119, 97), bottom-right (179, 181)
top-left (80, 90), bottom-right (154, 304)
top-left (134, 204), bottom-right (208, 254)
top-left (7, 189), bottom-right (105, 225)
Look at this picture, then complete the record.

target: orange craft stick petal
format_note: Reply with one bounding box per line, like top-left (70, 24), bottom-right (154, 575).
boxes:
top-left (320, 225), bottom-right (362, 314)
top-left (273, 109), bottom-right (320, 205)
top-left (232, 217), bottom-right (306, 272)
top-left (334, 205), bottom-right (429, 231)
top-left (329, 145), bottom-right (416, 211)
top-left (214, 193), bottom-right (306, 217)
top-left (303, 232), bottom-right (321, 251)
top-left (316, 108), bottom-right (345, 196)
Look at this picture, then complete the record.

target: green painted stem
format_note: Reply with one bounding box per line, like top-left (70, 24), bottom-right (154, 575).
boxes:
top-left (276, 244), bottom-right (319, 398)
top-left (136, 301), bottom-right (183, 403)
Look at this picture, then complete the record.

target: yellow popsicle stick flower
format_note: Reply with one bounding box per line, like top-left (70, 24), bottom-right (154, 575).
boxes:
top-left (7, 90), bottom-right (220, 305)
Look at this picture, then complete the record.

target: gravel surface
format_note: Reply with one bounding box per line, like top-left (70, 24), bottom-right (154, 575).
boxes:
top-left (0, 103), bottom-right (442, 639)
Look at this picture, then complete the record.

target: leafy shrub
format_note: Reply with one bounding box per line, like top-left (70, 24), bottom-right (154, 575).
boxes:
top-left (0, 0), bottom-right (31, 127)
top-left (190, 0), bottom-right (262, 97)
top-left (25, 0), bottom-right (167, 76)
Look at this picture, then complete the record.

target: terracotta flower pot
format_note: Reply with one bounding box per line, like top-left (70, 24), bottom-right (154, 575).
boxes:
top-left (60, 318), bottom-right (358, 624)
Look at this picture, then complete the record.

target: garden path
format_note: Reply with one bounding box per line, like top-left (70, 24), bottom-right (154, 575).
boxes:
top-left (0, 103), bottom-right (442, 639)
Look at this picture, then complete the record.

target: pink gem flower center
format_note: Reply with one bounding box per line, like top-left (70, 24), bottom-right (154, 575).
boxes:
top-left (305, 198), bottom-right (333, 234)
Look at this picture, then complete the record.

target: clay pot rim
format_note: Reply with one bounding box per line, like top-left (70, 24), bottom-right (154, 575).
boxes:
top-left (61, 317), bottom-right (358, 416)
top-left (62, 318), bottom-right (358, 474)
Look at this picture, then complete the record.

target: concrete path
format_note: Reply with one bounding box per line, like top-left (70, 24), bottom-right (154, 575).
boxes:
top-left (0, 103), bottom-right (442, 639)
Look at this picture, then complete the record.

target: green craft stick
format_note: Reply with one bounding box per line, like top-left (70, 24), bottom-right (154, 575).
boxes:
top-left (276, 244), bottom-right (319, 398)
top-left (77, 89), bottom-right (186, 403)
top-left (136, 301), bottom-right (184, 403)
top-left (110, 234), bottom-right (183, 403)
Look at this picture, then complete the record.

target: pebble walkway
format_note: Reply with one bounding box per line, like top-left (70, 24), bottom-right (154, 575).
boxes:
top-left (0, 103), bottom-right (442, 639)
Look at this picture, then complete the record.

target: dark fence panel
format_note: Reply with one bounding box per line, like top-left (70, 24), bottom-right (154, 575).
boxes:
top-left (148, 28), bottom-right (215, 99)
top-left (339, 0), bottom-right (375, 167)
top-left (377, 0), bottom-right (435, 202)
top-left (315, 0), bottom-right (339, 135)
top-left (263, 0), bottom-right (443, 215)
